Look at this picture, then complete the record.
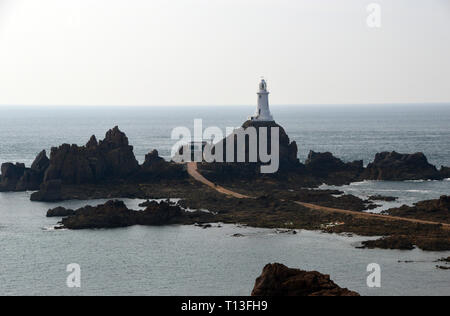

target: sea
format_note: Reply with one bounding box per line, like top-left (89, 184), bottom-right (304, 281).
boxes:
top-left (0, 104), bottom-right (449, 296)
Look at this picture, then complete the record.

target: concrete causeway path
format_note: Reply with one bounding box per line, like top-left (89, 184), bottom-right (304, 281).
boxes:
top-left (186, 162), bottom-right (450, 229)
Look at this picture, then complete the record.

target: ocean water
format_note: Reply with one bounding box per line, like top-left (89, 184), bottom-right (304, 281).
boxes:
top-left (0, 104), bottom-right (449, 167)
top-left (0, 193), bottom-right (449, 296)
top-left (0, 104), bottom-right (449, 296)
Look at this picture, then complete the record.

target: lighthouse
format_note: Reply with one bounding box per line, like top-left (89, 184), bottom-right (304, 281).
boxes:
top-left (250, 79), bottom-right (274, 122)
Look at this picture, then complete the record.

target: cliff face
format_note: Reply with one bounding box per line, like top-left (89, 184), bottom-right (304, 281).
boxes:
top-left (251, 263), bottom-right (359, 296)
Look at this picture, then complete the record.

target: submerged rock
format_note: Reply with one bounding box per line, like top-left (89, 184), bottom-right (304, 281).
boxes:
top-left (251, 263), bottom-right (359, 296)
top-left (363, 151), bottom-right (442, 181)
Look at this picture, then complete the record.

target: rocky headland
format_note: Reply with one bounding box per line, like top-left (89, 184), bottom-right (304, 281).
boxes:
top-left (251, 263), bottom-right (359, 296)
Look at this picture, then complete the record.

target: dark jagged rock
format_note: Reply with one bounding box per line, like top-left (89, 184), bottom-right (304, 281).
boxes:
top-left (0, 163), bottom-right (25, 191)
top-left (138, 149), bottom-right (186, 181)
top-left (441, 166), bottom-right (450, 179)
top-left (196, 120), bottom-right (302, 181)
top-left (47, 206), bottom-right (75, 217)
top-left (15, 150), bottom-right (50, 191)
top-left (0, 154), bottom-right (49, 191)
top-left (31, 150), bottom-right (50, 174)
top-left (44, 126), bottom-right (139, 185)
top-left (86, 135), bottom-right (98, 149)
top-left (251, 263), bottom-right (359, 296)
top-left (58, 200), bottom-right (210, 230)
top-left (363, 151), bottom-right (442, 181)
top-left (304, 151), bottom-right (364, 184)
top-left (305, 151), bottom-right (363, 176)
top-left (30, 180), bottom-right (62, 202)
top-left (384, 196), bottom-right (450, 224)
top-left (368, 195), bottom-right (398, 202)
top-left (143, 149), bottom-right (165, 167)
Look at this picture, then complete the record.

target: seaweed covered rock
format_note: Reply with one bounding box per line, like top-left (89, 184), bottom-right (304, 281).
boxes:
top-left (363, 152), bottom-right (442, 181)
top-left (251, 263), bottom-right (359, 296)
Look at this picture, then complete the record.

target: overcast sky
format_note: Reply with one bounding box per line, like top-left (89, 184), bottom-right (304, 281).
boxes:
top-left (0, 0), bottom-right (449, 106)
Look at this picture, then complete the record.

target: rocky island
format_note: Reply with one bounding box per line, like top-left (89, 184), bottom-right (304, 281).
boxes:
top-left (251, 263), bottom-right (359, 296)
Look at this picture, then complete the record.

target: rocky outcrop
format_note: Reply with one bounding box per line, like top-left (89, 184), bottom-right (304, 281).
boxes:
top-left (0, 163), bottom-right (25, 191)
top-left (360, 236), bottom-right (415, 250)
top-left (441, 166), bottom-right (450, 179)
top-left (360, 234), bottom-right (450, 252)
top-left (58, 200), bottom-right (207, 229)
top-left (304, 151), bottom-right (363, 184)
top-left (30, 180), bottom-right (62, 201)
top-left (251, 263), bottom-right (359, 296)
top-left (384, 195), bottom-right (450, 224)
top-left (16, 150), bottom-right (50, 191)
top-left (43, 126), bottom-right (139, 185)
top-left (47, 206), bottom-right (75, 217)
top-left (196, 120), bottom-right (302, 180)
top-left (0, 150), bottom-right (50, 191)
top-left (138, 149), bottom-right (186, 181)
top-left (363, 152), bottom-right (442, 181)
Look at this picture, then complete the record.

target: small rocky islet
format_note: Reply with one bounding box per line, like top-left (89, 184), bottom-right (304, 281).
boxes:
top-left (251, 263), bottom-right (360, 296)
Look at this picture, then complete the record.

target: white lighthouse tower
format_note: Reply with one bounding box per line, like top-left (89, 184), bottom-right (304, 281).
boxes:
top-left (250, 78), bottom-right (274, 122)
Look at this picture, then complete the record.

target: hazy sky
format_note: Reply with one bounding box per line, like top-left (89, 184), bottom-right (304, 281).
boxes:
top-left (0, 0), bottom-right (449, 106)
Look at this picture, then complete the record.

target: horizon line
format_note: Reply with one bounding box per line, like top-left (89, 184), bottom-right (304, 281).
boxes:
top-left (0, 102), bottom-right (450, 108)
